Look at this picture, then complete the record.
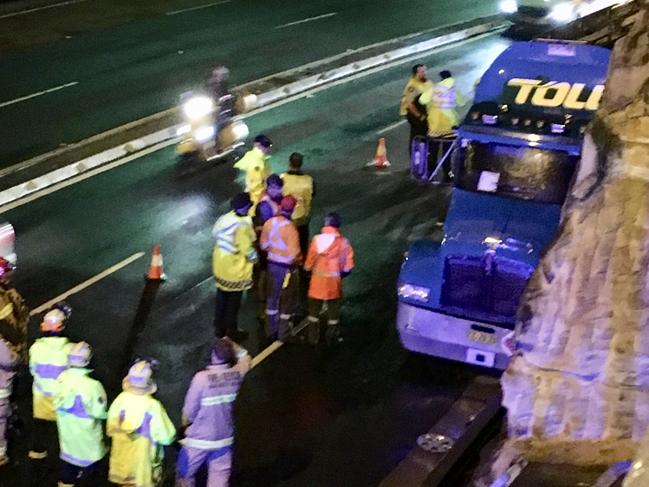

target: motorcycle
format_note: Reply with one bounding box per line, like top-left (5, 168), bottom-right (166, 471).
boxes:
top-left (176, 67), bottom-right (256, 163)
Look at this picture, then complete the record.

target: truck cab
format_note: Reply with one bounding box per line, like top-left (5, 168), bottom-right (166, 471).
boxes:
top-left (397, 41), bottom-right (610, 369)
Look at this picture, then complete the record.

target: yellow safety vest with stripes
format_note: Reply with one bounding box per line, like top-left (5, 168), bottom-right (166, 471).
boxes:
top-left (212, 211), bottom-right (257, 291)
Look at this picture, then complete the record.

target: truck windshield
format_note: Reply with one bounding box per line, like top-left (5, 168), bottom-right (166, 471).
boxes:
top-left (453, 141), bottom-right (578, 205)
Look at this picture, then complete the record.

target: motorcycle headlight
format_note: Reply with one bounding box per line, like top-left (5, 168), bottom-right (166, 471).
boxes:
top-left (182, 96), bottom-right (214, 120)
top-left (176, 124), bottom-right (191, 137)
top-left (549, 2), bottom-right (576, 22)
top-left (499, 0), bottom-right (517, 14)
top-left (194, 125), bottom-right (215, 143)
top-left (398, 283), bottom-right (430, 302)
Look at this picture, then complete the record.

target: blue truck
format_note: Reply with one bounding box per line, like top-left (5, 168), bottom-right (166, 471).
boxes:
top-left (397, 40), bottom-right (611, 369)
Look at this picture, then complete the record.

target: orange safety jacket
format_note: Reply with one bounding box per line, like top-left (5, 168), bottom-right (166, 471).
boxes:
top-left (304, 226), bottom-right (354, 300)
top-left (260, 216), bottom-right (302, 266)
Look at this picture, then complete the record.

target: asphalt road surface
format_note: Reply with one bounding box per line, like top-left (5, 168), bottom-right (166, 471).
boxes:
top-left (0, 33), bottom-right (509, 486)
top-left (0, 0), bottom-right (499, 165)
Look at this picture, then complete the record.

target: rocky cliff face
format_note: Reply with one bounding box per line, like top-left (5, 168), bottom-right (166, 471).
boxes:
top-left (501, 1), bottom-right (649, 465)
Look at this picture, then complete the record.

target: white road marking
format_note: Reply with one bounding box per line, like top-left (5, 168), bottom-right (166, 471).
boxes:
top-left (165, 0), bottom-right (230, 16)
top-left (377, 119), bottom-right (406, 135)
top-left (29, 252), bottom-right (146, 316)
top-left (275, 12), bottom-right (337, 29)
top-left (251, 340), bottom-right (283, 367)
top-left (0, 0), bottom-right (87, 19)
top-left (251, 318), bottom-right (312, 367)
top-left (0, 139), bottom-right (176, 213)
top-left (0, 82), bottom-right (78, 109)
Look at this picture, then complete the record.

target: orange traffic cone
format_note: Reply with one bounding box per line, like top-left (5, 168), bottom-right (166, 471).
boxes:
top-left (369, 137), bottom-right (391, 168)
top-left (146, 244), bottom-right (167, 281)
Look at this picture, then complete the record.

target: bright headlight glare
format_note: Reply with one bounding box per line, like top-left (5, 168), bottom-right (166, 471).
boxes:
top-left (549, 2), bottom-right (576, 22)
top-left (499, 0), bottom-right (518, 13)
top-left (194, 125), bottom-right (215, 143)
top-left (183, 96), bottom-right (214, 120)
top-left (398, 283), bottom-right (430, 302)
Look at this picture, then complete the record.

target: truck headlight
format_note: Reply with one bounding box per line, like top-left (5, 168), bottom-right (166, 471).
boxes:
top-left (398, 283), bottom-right (430, 302)
top-left (499, 0), bottom-right (517, 14)
top-left (182, 96), bottom-right (214, 121)
top-left (549, 2), bottom-right (576, 22)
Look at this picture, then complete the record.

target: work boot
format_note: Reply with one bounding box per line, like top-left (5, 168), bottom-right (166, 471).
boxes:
top-left (227, 328), bottom-right (249, 342)
top-left (0, 447), bottom-right (8, 467)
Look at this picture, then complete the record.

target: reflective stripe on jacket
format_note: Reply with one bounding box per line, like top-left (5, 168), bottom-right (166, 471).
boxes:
top-left (233, 147), bottom-right (269, 207)
top-left (304, 226), bottom-right (354, 300)
top-left (29, 336), bottom-right (71, 421)
top-left (55, 367), bottom-right (107, 467)
top-left (107, 391), bottom-right (176, 487)
top-left (419, 78), bottom-right (465, 135)
top-left (260, 216), bottom-right (302, 265)
top-left (281, 172), bottom-right (314, 226)
top-left (212, 211), bottom-right (257, 291)
top-left (182, 363), bottom-right (245, 450)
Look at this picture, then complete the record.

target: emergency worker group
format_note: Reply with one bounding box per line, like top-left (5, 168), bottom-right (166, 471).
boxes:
top-left (0, 130), bottom-right (355, 486)
top-left (0, 64), bottom-right (462, 487)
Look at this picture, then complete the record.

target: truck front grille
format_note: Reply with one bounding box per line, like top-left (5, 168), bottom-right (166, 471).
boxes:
top-left (440, 254), bottom-right (533, 325)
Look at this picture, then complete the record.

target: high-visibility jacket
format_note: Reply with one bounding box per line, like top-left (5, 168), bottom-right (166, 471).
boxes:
top-left (233, 147), bottom-right (269, 208)
top-left (420, 78), bottom-right (465, 135)
top-left (0, 283), bottom-right (29, 361)
top-left (29, 336), bottom-right (71, 421)
top-left (0, 339), bottom-right (17, 402)
top-left (400, 78), bottom-right (434, 116)
top-left (304, 226), bottom-right (354, 300)
top-left (260, 216), bottom-right (302, 266)
top-left (55, 367), bottom-right (107, 467)
top-left (181, 360), bottom-right (246, 451)
top-left (107, 391), bottom-right (176, 487)
top-left (212, 211), bottom-right (257, 291)
top-left (281, 172), bottom-right (314, 226)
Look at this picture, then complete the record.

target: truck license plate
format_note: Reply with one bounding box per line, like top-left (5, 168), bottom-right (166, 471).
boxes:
top-left (467, 330), bottom-right (496, 345)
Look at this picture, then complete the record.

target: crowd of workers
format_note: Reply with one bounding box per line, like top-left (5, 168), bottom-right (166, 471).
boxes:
top-left (0, 63), bottom-right (461, 487)
top-left (214, 135), bottom-right (355, 348)
top-left (0, 287), bottom-right (252, 487)
top-left (0, 129), bottom-right (355, 486)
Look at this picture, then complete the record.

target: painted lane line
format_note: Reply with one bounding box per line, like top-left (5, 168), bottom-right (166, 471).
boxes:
top-left (251, 318), bottom-right (312, 368)
top-left (166, 0), bottom-right (230, 16)
top-left (0, 0), bottom-right (87, 19)
top-left (0, 82), bottom-right (78, 109)
top-left (251, 340), bottom-right (283, 368)
top-left (30, 252), bottom-right (146, 316)
top-left (275, 12), bottom-right (337, 30)
top-left (377, 119), bottom-right (406, 135)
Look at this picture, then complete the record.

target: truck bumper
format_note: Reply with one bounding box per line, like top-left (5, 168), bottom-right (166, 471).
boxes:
top-left (396, 302), bottom-right (512, 370)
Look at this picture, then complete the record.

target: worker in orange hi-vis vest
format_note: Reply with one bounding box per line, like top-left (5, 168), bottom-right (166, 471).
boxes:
top-left (304, 212), bottom-right (354, 346)
top-left (260, 196), bottom-right (302, 343)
